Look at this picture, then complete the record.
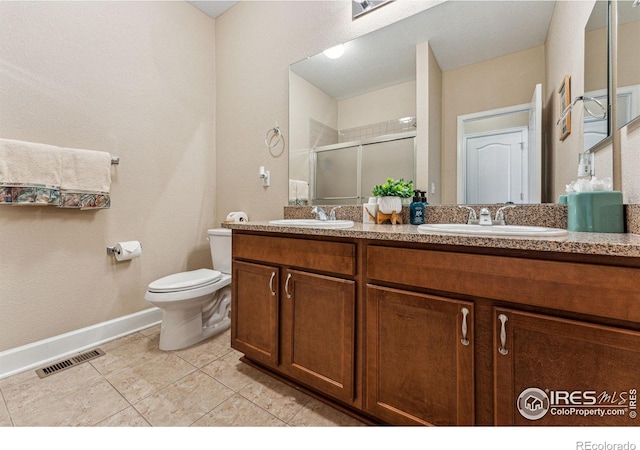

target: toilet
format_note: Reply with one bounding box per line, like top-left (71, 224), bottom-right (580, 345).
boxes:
top-left (145, 228), bottom-right (232, 351)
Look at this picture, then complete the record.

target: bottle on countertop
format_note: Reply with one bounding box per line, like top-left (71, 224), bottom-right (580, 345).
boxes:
top-left (410, 190), bottom-right (425, 225)
top-left (363, 197), bottom-right (379, 224)
top-left (420, 190), bottom-right (429, 222)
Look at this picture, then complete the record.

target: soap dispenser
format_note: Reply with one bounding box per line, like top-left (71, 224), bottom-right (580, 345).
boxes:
top-left (410, 190), bottom-right (425, 225)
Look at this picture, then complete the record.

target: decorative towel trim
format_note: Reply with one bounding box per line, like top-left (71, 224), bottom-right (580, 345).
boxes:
top-left (59, 191), bottom-right (110, 209)
top-left (0, 183), bottom-right (60, 206)
top-left (0, 183), bottom-right (109, 209)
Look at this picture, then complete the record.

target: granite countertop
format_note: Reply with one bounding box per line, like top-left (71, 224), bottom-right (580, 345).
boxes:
top-left (222, 221), bottom-right (640, 259)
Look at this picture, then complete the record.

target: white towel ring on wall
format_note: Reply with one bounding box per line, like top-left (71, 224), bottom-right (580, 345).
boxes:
top-left (265, 126), bottom-right (285, 156)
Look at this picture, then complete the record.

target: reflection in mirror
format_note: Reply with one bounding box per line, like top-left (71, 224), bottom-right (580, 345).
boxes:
top-left (617, 0), bottom-right (640, 129)
top-left (312, 133), bottom-right (416, 205)
top-left (289, 1), bottom-right (609, 206)
top-left (456, 85), bottom-right (542, 204)
top-left (584, 0), bottom-right (611, 151)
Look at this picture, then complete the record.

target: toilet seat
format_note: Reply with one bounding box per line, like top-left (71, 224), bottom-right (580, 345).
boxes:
top-left (148, 268), bottom-right (222, 293)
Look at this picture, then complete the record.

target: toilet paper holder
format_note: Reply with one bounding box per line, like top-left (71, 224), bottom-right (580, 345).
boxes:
top-left (106, 243), bottom-right (143, 255)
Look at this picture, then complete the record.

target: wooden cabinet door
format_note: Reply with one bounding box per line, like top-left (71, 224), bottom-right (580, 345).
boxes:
top-left (494, 308), bottom-right (640, 426)
top-left (366, 285), bottom-right (475, 425)
top-left (280, 269), bottom-right (356, 403)
top-left (231, 261), bottom-right (279, 368)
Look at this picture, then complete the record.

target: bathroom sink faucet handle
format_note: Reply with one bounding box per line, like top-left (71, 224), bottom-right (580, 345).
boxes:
top-left (494, 205), bottom-right (517, 225)
top-left (478, 207), bottom-right (492, 225)
top-left (311, 206), bottom-right (328, 221)
top-left (329, 206), bottom-right (341, 220)
top-left (458, 206), bottom-right (478, 224)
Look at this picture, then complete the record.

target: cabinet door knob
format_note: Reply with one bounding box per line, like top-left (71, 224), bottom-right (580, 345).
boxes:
top-left (285, 273), bottom-right (292, 299)
top-left (498, 313), bottom-right (509, 355)
top-left (269, 272), bottom-right (276, 296)
top-left (460, 307), bottom-right (470, 346)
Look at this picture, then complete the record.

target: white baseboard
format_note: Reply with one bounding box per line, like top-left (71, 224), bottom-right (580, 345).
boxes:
top-left (0, 308), bottom-right (162, 380)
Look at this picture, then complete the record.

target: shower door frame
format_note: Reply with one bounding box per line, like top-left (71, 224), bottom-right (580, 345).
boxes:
top-left (310, 131), bottom-right (417, 205)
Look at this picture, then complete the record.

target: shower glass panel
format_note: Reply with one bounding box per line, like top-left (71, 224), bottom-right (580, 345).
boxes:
top-left (314, 145), bottom-right (359, 204)
top-left (312, 134), bottom-right (416, 205)
top-left (361, 137), bottom-right (416, 200)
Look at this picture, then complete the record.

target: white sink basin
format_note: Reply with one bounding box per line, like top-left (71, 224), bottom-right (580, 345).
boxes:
top-left (417, 223), bottom-right (568, 237)
top-left (268, 219), bottom-right (354, 229)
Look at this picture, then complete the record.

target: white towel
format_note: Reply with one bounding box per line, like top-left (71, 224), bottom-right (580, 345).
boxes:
top-left (60, 147), bottom-right (111, 193)
top-left (289, 179), bottom-right (297, 202)
top-left (0, 138), bottom-right (112, 209)
top-left (58, 147), bottom-right (112, 209)
top-left (0, 138), bottom-right (62, 188)
top-left (295, 180), bottom-right (308, 201)
top-left (288, 179), bottom-right (309, 204)
top-left (0, 138), bottom-right (62, 205)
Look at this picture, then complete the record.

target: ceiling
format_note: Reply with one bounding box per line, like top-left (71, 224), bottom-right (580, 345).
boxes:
top-left (290, 1), bottom-right (557, 101)
top-left (187, 1), bottom-right (237, 19)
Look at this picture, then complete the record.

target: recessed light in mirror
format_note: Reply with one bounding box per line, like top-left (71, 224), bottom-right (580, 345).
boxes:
top-left (323, 44), bottom-right (345, 59)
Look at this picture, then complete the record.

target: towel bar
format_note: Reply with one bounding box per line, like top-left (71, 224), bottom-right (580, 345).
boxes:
top-left (111, 156), bottom-right (120, 165)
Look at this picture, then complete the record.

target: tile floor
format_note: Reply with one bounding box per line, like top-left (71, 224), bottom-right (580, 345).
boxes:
top-left (0, 325), bottom-right (365, 427)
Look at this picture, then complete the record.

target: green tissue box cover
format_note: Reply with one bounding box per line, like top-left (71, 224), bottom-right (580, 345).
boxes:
top-left (567, 191), bottom-right (624, 233)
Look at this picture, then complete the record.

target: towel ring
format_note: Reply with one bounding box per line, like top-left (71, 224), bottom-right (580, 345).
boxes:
top-left (265, 127), bottom-right (283, 149)
top-left (556, 95), bottom-right (607, 125)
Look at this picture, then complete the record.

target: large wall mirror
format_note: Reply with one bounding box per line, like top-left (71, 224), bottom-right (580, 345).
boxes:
top-left (617, 0), bottom-right (640, 129)
top-left (289, 0), bottom-right (611, 206)
top-left (584, 0), bottom-right (611, 151)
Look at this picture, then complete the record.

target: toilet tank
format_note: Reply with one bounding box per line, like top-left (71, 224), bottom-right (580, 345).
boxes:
top-left (207, 228), bottom-right (231, 274)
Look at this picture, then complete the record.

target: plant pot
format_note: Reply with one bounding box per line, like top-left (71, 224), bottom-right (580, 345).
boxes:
top-left (377, 196), bottom-right (403, 214)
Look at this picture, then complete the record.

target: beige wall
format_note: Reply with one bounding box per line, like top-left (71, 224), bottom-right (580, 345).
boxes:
top-left (0, 2), bottom-right (217, 351)
top-left (289, 72), bottom-right (337, 182)
top-left (585, 26), bottom-right (608, 93)
top-left (338, 81), bottom-right (416, 130)
top-left (441, 46), bottom-right (545, 204)
top-left (215, 0), bottom-right (440, 223)
top-left (618, 19), bottom-right (640, 88)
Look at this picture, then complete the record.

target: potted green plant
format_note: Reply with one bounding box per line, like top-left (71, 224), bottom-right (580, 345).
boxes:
top-left (372, 177), bottom-right (414, 214)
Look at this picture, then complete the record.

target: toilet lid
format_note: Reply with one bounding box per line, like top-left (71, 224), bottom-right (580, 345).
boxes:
top-left (148, 268), bottom-right (222, 293)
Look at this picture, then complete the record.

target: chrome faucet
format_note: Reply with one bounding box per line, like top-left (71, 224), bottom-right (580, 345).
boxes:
top-left (494, 205), bottom-right (516, 225)
top-left (458, 206), bottom-right (478, 224)
top-left (478, 207), bottom-right (492, 225)
top-left (459, 205), bottom-right (515, 226)
top-left (311, 206), bottom-right (328, 221)
top-left (312, 206), bottom-right (341, 221)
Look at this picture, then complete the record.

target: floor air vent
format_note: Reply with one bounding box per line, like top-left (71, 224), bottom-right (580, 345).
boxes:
top-left (35, 348), bottom-right (106, 379)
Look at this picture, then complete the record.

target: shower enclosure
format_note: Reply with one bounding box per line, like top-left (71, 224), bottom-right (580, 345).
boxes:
top-left (310, 132), bottom-right (416, 205)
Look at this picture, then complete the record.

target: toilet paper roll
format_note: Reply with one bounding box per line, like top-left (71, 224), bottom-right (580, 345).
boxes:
top-left (226, 211), bottom-right (248, 222)
top-left (114, 241), bottom-right (142, 261)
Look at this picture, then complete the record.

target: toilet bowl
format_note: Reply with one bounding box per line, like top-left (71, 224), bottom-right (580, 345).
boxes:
top-left (145, 228), bottom-right (232, 350)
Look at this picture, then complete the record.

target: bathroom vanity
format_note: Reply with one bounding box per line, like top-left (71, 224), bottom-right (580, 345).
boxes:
top-left (227, 222), bottom-right (640, 426)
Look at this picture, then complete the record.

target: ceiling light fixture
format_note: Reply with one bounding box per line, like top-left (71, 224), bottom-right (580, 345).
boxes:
top-left (323, 44), bottom-right (345, 59)
top-left (352, 0), bottom-right (393, 19)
